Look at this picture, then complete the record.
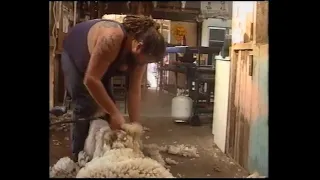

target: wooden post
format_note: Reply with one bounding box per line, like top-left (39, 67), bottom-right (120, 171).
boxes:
top-left (49, 2), bottom-right (52, 29)
top-left (50, 56), bottom-right (54, 109)
top-left (50, 1), bottom-right (62, 109)
top-left (49, 1), bottom-right (52, 107)
top-left (49, 2), bottom-right (53, 109)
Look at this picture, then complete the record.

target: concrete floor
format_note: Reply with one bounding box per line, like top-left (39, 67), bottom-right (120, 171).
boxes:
top-left (141, 117), bottom-right (248, 178)
top-left (117, 90), bottom-right (248, 177)
top-left (50, 89), bottom-right (249, 177)
top-left (50, 116), bottom-right (248, 178)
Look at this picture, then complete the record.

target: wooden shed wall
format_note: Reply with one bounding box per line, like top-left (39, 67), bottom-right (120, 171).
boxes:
top-left (226, 1), bottom-right (268, 176)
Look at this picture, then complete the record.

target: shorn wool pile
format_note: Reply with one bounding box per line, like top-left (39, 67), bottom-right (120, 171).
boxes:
top-left (50, 119), bottom-right (199, 178)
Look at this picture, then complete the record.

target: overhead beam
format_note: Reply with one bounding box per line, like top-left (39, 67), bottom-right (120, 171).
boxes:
top-left (152, 10), bottom-right (198, 22)
top-left (153, 7), bottom-right (199, 14)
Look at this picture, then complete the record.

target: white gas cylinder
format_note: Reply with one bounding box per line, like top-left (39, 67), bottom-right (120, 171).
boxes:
top-left (171, 95), bottom-right (193, 121)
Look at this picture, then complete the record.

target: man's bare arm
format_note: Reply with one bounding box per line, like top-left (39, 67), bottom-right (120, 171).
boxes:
top-left (84, 27), bottom-right (124, 116)
top-left (128, 64), bottom-right (147, 123)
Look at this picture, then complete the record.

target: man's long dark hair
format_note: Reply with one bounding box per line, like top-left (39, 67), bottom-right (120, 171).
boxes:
top-left (122, 15), bottom-right (166, 62)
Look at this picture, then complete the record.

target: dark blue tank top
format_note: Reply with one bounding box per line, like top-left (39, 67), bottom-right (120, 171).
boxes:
top-left (63, 19), bottom-right (130, 78)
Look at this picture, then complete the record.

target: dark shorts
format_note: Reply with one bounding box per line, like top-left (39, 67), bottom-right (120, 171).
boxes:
top-left (60, 51), bottom-right (115, 157)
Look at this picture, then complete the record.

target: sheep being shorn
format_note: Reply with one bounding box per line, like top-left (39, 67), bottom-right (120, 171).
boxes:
top-left (76, 122), bottom-right (174, 178)
top-left (50, 120), bottom-right (174, 178)
top-left (77, 148), bottom-right (173, 178)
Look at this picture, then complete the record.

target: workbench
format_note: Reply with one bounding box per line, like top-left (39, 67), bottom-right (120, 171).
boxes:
top-left (159, 46), bottom-right (219, 125)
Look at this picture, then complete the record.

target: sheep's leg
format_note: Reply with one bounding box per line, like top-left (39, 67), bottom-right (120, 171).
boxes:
top-left (84, 119), bottom-right (109, 159)
top-left (93, 126), bottom-right (112, 158)
top-left (92, 128), bottom-right (105, 158)
top-left (78, 151), bottom-right (89, 168)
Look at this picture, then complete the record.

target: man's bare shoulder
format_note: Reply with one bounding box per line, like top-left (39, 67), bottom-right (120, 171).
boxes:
top-left (95, 20), bottom-right (124, 39)
top-left (88, 20), bottom-right (124, 54)
top-left (96, 20), bottom-right (121, 29)
top-left (89, 20), bottom-right (122, 39)
top-left (93, 23), bottom-right (124, 55)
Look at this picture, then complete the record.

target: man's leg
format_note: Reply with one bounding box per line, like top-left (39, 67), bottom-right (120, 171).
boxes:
top-left (71, 97), bottom-right (96, 161)
top-left (60, 51), bottom-right (98, 161)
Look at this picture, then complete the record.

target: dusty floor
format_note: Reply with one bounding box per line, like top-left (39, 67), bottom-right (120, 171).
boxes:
top-left (50, 89), bottom-right (249, 177)
top-left (50, 116), bottom-right (249, 178)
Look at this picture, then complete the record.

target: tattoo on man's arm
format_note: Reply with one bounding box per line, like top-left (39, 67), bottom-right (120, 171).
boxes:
top-left (95, 33), bottom-right (122, 56)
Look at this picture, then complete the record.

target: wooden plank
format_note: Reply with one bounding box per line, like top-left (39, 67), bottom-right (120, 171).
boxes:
top-left (227, 1), bottom-right (267, 172)
top-left (234, 50), bottom-right (243, 161)
top-left (239, 50), bottom-right (250, 168)
top-left (254, 2), bottom-right (268, 44)
top-left (226, 50), bottom-right (238, 156)
top-left (232, 51), bottom-right (239, 159)
top-left (151, 11), bottom-right (197, 22)
top-left (49, 2), bottom-right (52, 34)
top-left (49, 53), bottom-right (55, 109)
top-left (54, 12), bottom-right (64, 104)
top-left (227, 48), bottom-right (252, 169)
top-left (244, 51), bottom-right (252, 169)
top-left (233, 43), bottom-right (254, 50)
top-left (57, 3), bottom-right (67, 53)
top-left (154, 7), bottom-right (199, 14)
top-left (49, 2), bottom-right (56, 109)
top-left (238, 50), bottom-right (246, 165)
top-left (242, 119), bottom-right (250, 169)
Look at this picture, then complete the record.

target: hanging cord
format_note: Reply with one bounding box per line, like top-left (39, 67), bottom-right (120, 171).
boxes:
top-left (51, 2), bottom-right (62, 60)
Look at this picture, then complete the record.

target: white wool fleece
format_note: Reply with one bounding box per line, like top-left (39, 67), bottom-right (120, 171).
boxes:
top-left (77, 122), bottom-right (174, 178)
top-left (84, 119), bottom-right (110, 160)
top-left (77, 148), bottom-right (174, 178)
top-left (50, 157), bottom-right (79, 178)
top-left (51, 121), bottom-right (174, 178)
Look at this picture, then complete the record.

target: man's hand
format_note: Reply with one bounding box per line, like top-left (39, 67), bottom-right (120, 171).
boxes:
top-left (109, 113), bottom-right (126, 130)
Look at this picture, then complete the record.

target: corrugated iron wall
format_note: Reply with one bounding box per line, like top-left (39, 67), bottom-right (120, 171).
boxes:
top-left (226, 1), bottom-right (268, 176)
